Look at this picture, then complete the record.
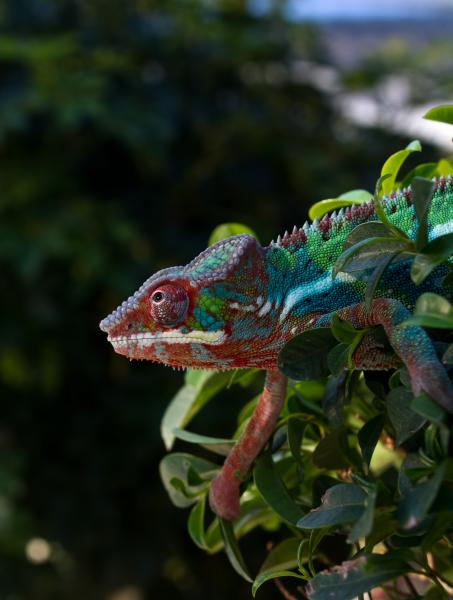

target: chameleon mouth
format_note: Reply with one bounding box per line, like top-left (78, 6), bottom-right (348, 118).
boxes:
top-left (107, 328), bottom-right (227, 352)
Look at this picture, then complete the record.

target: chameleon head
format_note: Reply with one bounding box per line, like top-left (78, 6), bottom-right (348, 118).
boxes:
top-left (99, 234), bottom-right (271, 369)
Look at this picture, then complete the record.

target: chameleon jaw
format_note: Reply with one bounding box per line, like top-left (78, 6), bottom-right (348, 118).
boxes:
top-left (107, 328), bottom-right (227, 353)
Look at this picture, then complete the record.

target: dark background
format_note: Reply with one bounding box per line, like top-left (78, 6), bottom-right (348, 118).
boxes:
top-left (1, 1), bottom-right (453, 598)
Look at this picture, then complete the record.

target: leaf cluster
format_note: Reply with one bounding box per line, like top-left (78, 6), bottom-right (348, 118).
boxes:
top-left (161, 365), bottom-right (453, 598)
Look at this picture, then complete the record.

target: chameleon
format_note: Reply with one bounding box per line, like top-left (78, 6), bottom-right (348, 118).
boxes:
top-left (100, 176), bottom-right (453, 521)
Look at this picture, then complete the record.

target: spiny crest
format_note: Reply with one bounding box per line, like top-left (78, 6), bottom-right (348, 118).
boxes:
top-left (269, 202), bottom-right (375, 250)
top-left (269, 175), bottom-right (452, 251)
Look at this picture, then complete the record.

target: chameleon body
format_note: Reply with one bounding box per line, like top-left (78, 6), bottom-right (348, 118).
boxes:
top-left (100, 177), bottom-right (453, 521)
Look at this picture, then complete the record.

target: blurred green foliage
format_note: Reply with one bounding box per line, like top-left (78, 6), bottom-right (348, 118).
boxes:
top-left (0, 0), bottom-right (451, 598)
top-left (343, 35), bottom-right (453, 101)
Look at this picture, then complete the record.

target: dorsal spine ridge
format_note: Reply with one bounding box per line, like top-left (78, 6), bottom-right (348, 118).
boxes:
top-left (270, 175), bottom-right (451, 249)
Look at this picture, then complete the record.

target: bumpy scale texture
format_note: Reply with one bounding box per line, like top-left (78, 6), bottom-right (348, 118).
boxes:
top-left (100, 177), bottom-right (453, 520)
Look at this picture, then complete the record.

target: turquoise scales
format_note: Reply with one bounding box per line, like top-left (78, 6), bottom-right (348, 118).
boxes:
top-left (100, 176), bottom-right (453, 520)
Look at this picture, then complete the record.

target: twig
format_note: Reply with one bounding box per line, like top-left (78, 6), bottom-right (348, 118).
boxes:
top-left (402, 574), bottom-right (419, 597)
top-left (274, 577), bottom-right (300, 600)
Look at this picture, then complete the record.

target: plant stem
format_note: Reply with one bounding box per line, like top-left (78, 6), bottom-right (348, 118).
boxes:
top-left (402, 574), bottom-right (419, 597)
top-left (274, 577), bottom-right (302, 600)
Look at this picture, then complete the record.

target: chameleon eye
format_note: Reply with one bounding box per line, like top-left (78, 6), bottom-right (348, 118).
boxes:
top-left (152, 291), bottom-right (164, 303)
top-left (150, 284), bottom-right (189, 328)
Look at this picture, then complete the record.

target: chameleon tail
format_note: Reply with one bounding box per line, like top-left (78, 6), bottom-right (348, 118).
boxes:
top-left (209, 370), bottom-right (287, 521)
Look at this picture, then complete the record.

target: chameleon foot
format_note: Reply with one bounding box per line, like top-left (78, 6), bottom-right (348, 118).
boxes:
top-left (332, 299), bottom-right (453, 413)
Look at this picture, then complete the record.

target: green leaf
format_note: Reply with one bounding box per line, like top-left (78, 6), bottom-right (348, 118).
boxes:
top-left (405, 293), bottom-right (453, 329)
top-left (365, 251), bottom-right (399, 309)
top-left (161, 370), bottom-right (232, 450)
top-left (364, 514), bottom-right (399, 552)
top-left (258, 537), bottom-right (301, 575)
top-left (287, 419), bottom-right (306, 471)
top-left (421, 513), bottom-right (453, 549)
top-left (410, 394), bottom-right (446, 427)
top-left (309, 200), bottom-right (361, 221)
top-left (219, 518), bottom-right (253, 582)
top-left (406, 314), bottom-right (453, 329)
top-left (307, 553), bottom-right (411, 600)
top-left (338, 190), bottom-right (374, 202)
top-left (401, 162), bottom-right (438, 189)
top-left (172, 428), bottom-right (235, 456)
top-left (343, 221), bottom-right (391, 250)
top-left (387, 387), bottom-right (426, 445)
top-left (331, 314), bottom-right (359, 344)
top-left (406, 139), bottom-right (423, 151)
top-left (358, 414), bottom-right (385, 468)
top-left (308, 528), bottom-right (330, 574)
top-left (436, 158), bottom-right (453, 175)
top-left (397, 463), bottom-right (445, 529)
top-left (208, 222), bottom-right (258, 245)
top-left (332, 236), bottom-right (408, 277)
top-left (424, 423), bottom-right (448, 460)
top-left (295, 380), bottom-right (326, 401)
top-left (292, 381), bottom-right (326, 417)
top-left (421, 232), bottom-right (453, 257)
top-left (327, 343), bottom-right (350, 375)
top-left (159, 453), bottom-right (218, 508)
top-left (204, 498), bottom-right (275, 554)
top-left (411, 254), bottom-right (444, 285)
top-left (347, 489), bottom-right (376, 544)
top-left (388, 370), bottom-right (401, 389)
top-left (323, 372), bottom-right (350, 427)
top-left (188, 496), bottom-right (207, 549)
top-left (312, 429), bottom-right (351, 470)
top-left (412, 177), bottom-right (435, 250)
top-left (398, 454), bottom-right (421, 496)
top-left (418, 292), bottom-right (453, 314)
top-left (253, 452), bottom-right (305, 525)
top-left (252, 570), bottom-right (306, 597)
top-left (278, 328), bottom-right (336, 380)
top-left (308, 190), bottom-right (372, 221)
top-left (430, 543), bottom-right (453, 586)
top-left (253, 537), bottom-right (309, 595)
top-left (381, 139), bottom-right (422, 195)
top-left (373, 174), bottom-right (409, 239)
top-left (297, 484), bottom-right (366, 529)
top-left (423, 105), bottom-right (453, 126)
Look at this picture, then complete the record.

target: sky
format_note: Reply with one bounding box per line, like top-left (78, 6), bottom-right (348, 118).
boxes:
top-left (249, 0), bottom-right (453, 20)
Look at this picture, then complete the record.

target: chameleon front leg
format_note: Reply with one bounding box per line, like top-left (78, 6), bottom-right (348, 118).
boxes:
top-left (316, 298), bottom-right (453, 413)
top-left (209, 369), bottom-right (287, 521)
